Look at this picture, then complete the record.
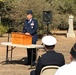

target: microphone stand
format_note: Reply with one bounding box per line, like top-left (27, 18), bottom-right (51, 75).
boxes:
top-left (46, 23), bottom-right (49, 35)
top-left (6, 25), bottom-right (12, 63)
top-left (46, 23), bottom-right (52, 35)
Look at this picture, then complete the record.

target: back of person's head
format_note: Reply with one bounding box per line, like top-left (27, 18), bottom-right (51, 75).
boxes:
top-left (42, 35), bottom-right (57, 50)
top-left (70, 43), bottom-right (76, 60)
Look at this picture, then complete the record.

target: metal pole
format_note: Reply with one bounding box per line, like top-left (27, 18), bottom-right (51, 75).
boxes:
top-left (47, 23), bottom-right (49, 35)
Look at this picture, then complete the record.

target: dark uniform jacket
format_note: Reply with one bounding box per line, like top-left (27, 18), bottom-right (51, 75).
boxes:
top-left (35, 50), bottom-right (65, 75)
top-left (23, 18), bottom-right (38, 43)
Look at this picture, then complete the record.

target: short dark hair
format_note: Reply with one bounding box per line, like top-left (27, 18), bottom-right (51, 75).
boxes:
top-left (45, 45), bottom-right (55, 50)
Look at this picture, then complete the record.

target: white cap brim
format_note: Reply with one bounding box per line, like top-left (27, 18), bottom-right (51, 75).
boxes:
top-left (42, 35), bottom-right (57, 46)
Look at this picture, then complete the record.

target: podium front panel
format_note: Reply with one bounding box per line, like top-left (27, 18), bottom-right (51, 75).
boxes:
top-left (12, 32), bottom-right (32, 45)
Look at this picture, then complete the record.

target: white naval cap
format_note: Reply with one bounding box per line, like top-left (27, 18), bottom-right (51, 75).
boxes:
top-left (42, 35), bottom-right (57, 46)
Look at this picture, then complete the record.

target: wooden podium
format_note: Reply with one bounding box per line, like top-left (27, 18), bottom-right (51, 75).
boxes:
top-left (12, 32), bottom-right (32, 45)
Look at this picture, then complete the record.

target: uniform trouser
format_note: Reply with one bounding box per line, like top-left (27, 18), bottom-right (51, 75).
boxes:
top-left (27, 41), bottom-right (36, 64)
top-left (30, 70), bottom-right (35, 75)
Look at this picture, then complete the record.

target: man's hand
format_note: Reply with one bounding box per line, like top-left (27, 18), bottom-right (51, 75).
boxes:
top-left (25, 33), bottom-right (30, 35)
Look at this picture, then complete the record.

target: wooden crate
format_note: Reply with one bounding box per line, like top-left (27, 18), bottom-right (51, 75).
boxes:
top-left (12, 32), bottom-right (32, 45)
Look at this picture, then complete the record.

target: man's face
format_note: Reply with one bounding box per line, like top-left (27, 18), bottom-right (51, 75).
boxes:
top-left (27, 14), bottom-right (33, 20)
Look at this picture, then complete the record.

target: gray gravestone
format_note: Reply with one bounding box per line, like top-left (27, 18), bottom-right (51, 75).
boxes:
top-left (67, 15), bottom-right (75, 38)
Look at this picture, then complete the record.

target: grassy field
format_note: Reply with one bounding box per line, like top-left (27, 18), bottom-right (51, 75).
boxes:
top-left (0, 34), bottom-right (76, 75)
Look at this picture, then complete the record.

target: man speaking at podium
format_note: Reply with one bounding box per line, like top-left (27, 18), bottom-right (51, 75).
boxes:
top-left (22, 10), bottom-right (38, 66)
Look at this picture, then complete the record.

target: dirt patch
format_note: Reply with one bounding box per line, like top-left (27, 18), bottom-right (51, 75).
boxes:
top-left (0, 34), bottom-right (76, 75)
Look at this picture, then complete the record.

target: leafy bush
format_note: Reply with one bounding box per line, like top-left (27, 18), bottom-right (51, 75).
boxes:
top-left (58, 21), bottom-right (69, 30)
top-left (1, 0), bottom-right (76, 36)
top-left (0, 23), bottom-right (8, 36)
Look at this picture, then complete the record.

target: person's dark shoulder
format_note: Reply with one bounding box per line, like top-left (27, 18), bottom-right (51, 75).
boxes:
top-left (39, 52), bottom-right (48, 59)
top-left (24, 19), bottom-right (28, 23)
top-left (32, 18), bottom-right (38, 22)
top-left (55, 51), bottom-right (63, 55)
top-left (56, 52), bottom-right (64, 57)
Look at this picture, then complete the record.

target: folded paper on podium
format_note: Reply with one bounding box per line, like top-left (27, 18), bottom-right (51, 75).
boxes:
top-left (12, 32), bottom-right (32, 45)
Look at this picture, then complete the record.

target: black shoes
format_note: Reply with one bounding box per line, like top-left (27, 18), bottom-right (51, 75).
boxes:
top-left (25, 62), bottom-right (36, 66)
top-left (24, 62), bottom-right (31, 65)
top-left (31, 62), bottom-right (36, 66)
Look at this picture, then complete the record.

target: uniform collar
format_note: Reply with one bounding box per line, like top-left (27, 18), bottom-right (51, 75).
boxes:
top-left (68, 61), bottom-right (76, 66)
top-left (29, 18), bottom-right (32, 22)
top-left (28, 18), bottom-right (32, 22)
top-left (47, 50), bottom-right (55, 52)
top-left (27, 18), bottom-right (32, 23)
top-left (71, 61), bottom-right (76, 63)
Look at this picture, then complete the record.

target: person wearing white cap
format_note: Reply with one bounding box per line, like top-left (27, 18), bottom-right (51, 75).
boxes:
top-left (55, 43), bottom-right (76, 75)
top-left (30, 35), bottom-right (65, 75)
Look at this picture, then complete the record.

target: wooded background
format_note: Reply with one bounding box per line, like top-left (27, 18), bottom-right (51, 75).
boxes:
top-left (0, 0), bottom-right (76, 36)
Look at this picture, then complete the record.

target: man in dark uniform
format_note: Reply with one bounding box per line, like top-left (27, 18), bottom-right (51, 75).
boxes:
top-left (30, 35), bottom-right (65, 75)
top-left (22, 10), bottom-right (38, 65)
